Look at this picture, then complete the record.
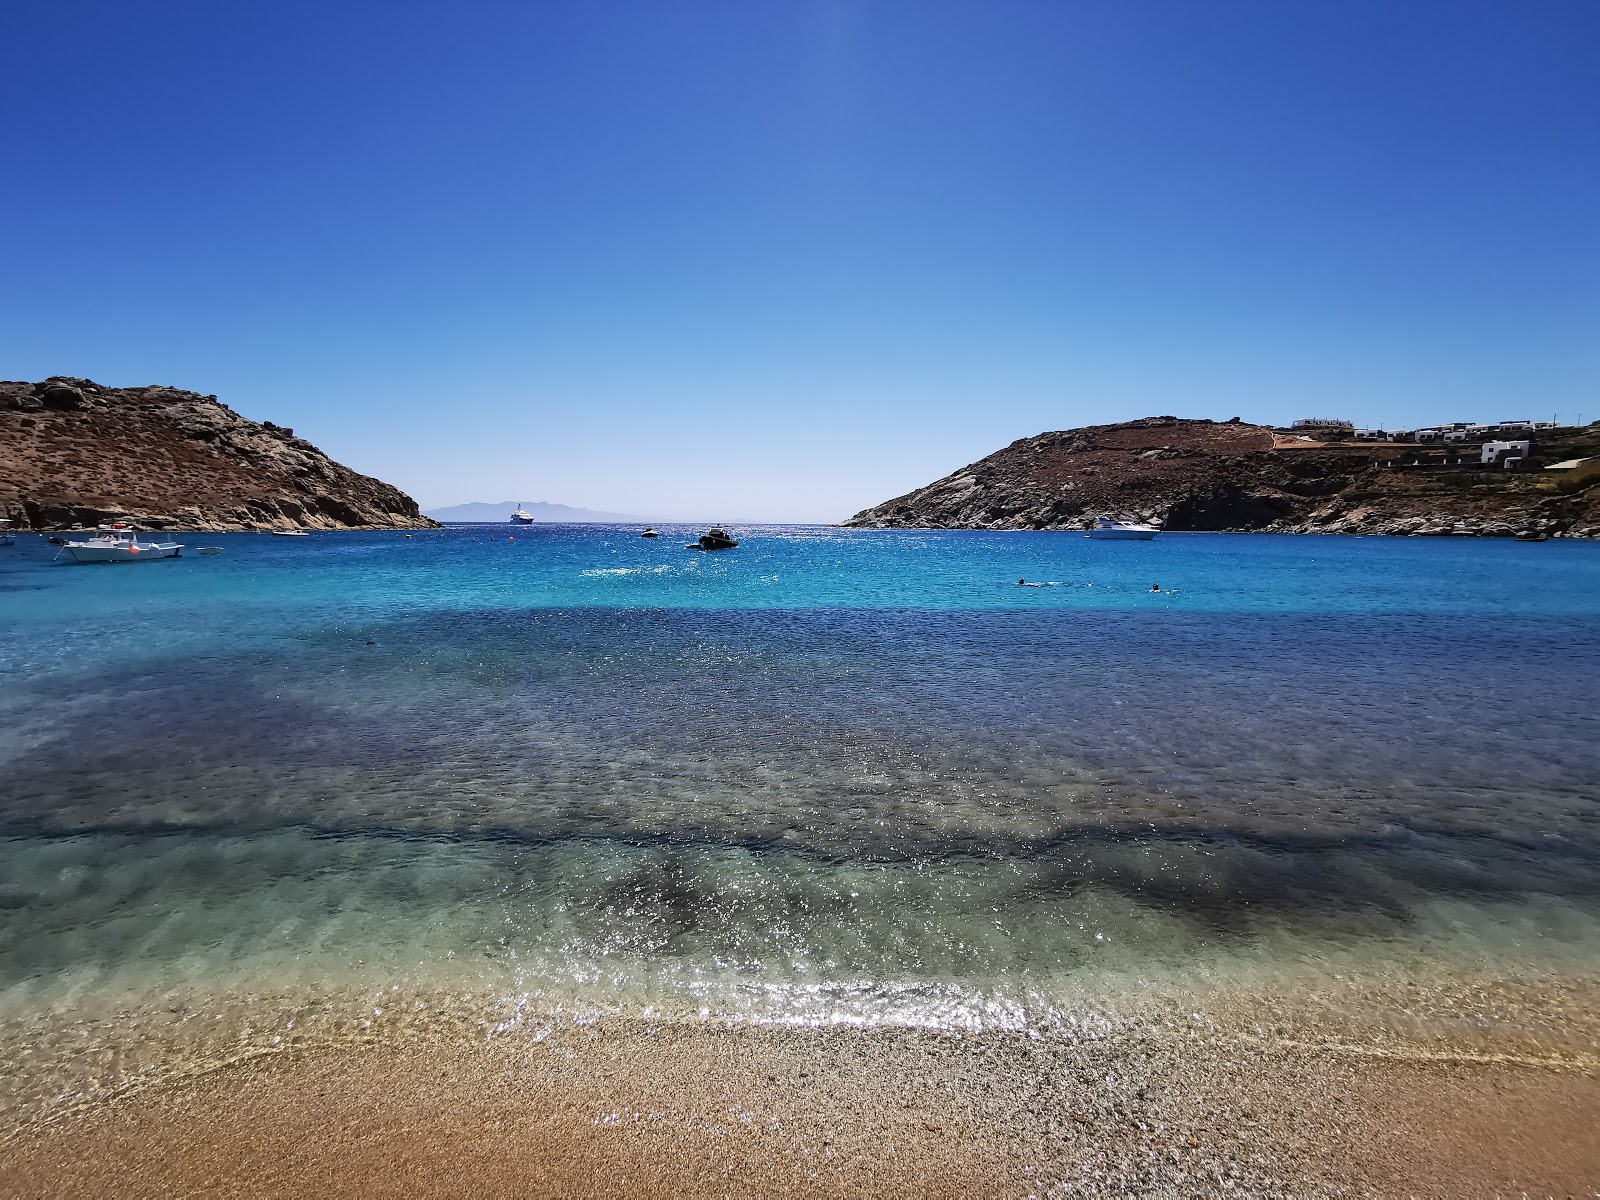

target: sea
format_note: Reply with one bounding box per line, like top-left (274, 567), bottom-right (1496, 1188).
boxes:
top-left (2, 525), bottom-right (1598, 1119)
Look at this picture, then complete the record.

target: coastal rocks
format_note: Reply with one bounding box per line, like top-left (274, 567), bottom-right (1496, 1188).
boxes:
top-left (0, 377), bottom-right (438, 532)
top-left (38, 383), bottom-right (87, 412)
top-left (845, 416), bottom-right (1600, 538)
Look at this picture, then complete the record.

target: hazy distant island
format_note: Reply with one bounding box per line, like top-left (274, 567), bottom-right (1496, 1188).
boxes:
top-left (425, 500), bottom-right (647, 523)
top-left (846, 416), bottom-right (1600, 538)
top-left (0, 377), bottom-right (436, 532)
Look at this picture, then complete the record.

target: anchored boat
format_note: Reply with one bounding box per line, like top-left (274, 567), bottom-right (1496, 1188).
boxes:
top-left (690, 527), bottom-right (739, 551)
top-left (1086, 517), bottom-right (1160, 541)
top-left (57, 523), bottom-right (184, 563)
top-left (510, 503), bottom-right (535, 525)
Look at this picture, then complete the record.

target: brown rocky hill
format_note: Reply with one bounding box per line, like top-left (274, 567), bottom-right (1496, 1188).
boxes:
top-left (1, 377), bottom-right (437, 531)
top-left (844, 417), bottom-right (1600, 538)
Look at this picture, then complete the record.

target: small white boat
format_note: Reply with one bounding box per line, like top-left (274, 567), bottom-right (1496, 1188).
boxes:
top-left (640, 527), bottom-right (660, 538)
top-left (1086, 517), bottom-right (1160, 540)
top-left (272, 528), bottom-right (310, 537)
top-left (58, 524), bottom-right (184, 563)
top-left (510, 503), bottom-right (535, 525)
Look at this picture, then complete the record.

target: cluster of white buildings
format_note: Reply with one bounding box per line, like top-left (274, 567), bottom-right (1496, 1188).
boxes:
top-left (1349, 420), bottom-right (1559, 443)
top-left (1284, 417), bottom-right (1586, 470)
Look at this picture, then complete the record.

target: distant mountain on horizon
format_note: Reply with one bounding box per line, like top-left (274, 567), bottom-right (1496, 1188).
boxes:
top-left (424, 500), bottom-right (647, 524)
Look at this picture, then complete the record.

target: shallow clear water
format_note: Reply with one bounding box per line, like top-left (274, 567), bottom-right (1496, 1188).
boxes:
top-left (2, 526), bottom-right (1598, 1051)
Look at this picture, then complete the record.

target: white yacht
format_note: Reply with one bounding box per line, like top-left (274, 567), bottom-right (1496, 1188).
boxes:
top-left (510, 503), bottom-right (535, 525)
top-left (1086, 517), bottom-right (1160, 540)
top-left (271, 528), bottom-right (310, 537)
top-left (58, 523), bottom-right (184, 563)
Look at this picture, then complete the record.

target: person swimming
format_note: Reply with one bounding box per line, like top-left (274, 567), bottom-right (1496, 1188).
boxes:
top-left (1016, 578), bottom-right (1044, 587)
top-left (1150, 582), bottom-right (1161, 592)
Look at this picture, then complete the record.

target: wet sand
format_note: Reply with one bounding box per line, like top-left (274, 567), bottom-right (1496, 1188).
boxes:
top-left (5, 1019), bottom-right (1598, 1198)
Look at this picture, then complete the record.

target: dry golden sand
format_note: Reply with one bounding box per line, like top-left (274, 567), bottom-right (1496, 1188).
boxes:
top-left (4, 1019), bottom-right (1598, 1198)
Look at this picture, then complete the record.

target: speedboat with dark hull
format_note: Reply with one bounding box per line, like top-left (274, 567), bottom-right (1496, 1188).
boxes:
top-left (690, 527), bottom-right (738, 550)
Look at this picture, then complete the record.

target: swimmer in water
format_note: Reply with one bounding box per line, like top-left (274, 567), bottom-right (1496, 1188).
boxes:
top-left (1150, 582), bottom-right (1161, 592)
top-left (1016, 578), bottom-right (1044, 587)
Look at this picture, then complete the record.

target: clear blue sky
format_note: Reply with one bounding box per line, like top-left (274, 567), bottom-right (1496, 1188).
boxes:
top-left (4, 1), bottom-right (1596, 521)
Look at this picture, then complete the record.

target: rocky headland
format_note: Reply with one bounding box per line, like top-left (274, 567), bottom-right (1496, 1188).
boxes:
top-left (846, 417), bottom-right (1600, 538)
top-left (0, 378), bottom-right (436, 531)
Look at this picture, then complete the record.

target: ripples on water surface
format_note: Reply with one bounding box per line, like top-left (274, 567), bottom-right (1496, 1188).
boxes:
top-left (1, 526), bottom-right (1598, 1112)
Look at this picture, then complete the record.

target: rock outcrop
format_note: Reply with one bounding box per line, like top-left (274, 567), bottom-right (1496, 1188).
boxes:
top-left (0, 378), bottom-right (437, 532)
top-left (845, 417), bottom-right (1600, 538)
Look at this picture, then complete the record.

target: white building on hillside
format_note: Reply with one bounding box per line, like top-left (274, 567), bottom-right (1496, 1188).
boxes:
top-left (1482, 440), bottom-right (1531, 466)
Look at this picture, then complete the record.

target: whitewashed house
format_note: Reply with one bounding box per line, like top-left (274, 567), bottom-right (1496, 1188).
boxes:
top-left (1482, 440), bottom-right (1531, 467)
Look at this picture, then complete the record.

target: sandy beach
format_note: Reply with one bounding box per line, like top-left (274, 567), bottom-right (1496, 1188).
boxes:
top-left (5, 1008), bottom-right (1599, 1199)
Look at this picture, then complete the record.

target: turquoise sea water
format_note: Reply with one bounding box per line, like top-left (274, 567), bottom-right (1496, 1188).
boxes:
top-left (1, 526), bottom-right (1598, 1066)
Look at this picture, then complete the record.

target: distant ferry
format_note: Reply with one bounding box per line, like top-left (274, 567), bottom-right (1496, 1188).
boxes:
top-left (1086, 517), bottom-right (1160, 540)
top-left (510, 503), bottom-right (535, 524)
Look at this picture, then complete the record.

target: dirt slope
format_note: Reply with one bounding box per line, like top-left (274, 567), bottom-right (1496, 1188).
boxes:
top-left (1, 377), bottom-right (436, 531)
top-left (845, 417), bottom-right (1600, 538)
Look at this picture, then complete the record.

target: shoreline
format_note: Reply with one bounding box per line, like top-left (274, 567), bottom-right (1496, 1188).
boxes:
top-left (6, 1017), bottom-right (1599, 1197)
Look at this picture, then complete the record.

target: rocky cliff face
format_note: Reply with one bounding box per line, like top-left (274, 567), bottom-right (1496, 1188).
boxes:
top-left (0, 378), bottom-right (437, 531)
top-left (845, 417), bottom-right (1600, 538)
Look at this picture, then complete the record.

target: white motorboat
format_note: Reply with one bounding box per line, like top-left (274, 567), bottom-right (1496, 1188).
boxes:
top-left (1086, 517), bottom-right (1160, 540)
top-left (510, 503), bottom-right (535, 525)
top-left (271, 528), bottom-right (310, 537)
top-left (640, 527), bottom-right (659, 538)
top-left (58, 524), bottom-right (184, 563)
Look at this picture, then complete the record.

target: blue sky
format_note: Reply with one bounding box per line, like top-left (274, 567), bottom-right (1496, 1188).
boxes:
top-left (5, 1), bottom-right (1596, 521)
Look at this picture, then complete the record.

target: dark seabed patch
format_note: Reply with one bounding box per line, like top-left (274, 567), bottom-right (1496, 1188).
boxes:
top-left (2, 605), bottom-right (1599, 1012)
